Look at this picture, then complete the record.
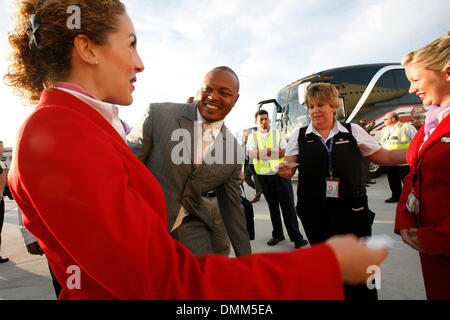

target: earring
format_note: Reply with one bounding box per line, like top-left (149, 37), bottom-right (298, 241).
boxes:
top-left (95, 61), bottom-right (99, 65)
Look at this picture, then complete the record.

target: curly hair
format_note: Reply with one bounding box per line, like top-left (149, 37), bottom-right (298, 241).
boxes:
top-left (402, 33), bottom-right (450, 74)
top-left (4, 0), bottom-right (126, 103)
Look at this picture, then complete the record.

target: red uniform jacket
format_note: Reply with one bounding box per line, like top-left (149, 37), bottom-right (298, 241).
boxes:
top-left (8, 89), bottom-right (345, 300)
top-left (395, 114), bottom-right (450, 299)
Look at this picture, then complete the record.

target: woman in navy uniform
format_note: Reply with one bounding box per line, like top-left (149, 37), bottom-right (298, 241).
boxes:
top-left (279, 83), bottom-right (407, 300)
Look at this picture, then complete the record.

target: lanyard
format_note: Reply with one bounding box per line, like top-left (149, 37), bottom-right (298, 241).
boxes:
top-left (320, 138), bottom-right (334, 178)
top-left (411, 157), bottom-right (423, 194)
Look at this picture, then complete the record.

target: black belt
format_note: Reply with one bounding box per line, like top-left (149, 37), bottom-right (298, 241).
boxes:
top-left (202, 191), bottom-right (217, 198)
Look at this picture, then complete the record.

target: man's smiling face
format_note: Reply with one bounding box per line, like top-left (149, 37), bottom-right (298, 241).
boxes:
top-left (197, 69), bottom-right (240, 123)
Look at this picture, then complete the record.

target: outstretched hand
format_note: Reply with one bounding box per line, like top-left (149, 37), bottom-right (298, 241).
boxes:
top-left (277, 160), bottom-right (298, 179)
top-left (327, 234), bottom-right (388, 285)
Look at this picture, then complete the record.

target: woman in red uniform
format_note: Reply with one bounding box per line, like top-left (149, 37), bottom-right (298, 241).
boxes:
top-left (395, 33), bottom-right (450, 300)
top-left (5, 0), bottom-right (387, 300)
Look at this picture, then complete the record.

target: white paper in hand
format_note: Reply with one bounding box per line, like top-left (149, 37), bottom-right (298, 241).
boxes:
top-left (361, 234), bottom-right (395, 249)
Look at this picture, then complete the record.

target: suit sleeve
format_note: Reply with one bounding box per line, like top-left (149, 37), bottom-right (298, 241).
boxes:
top-left (16, 106), bottom-right (344, 299)
top-left (216, 165), bottom-right (252, 257)
top-left (126, 104), bottom-right (153, 162)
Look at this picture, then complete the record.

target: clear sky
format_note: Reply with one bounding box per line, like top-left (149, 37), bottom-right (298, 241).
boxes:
top-left (0, 0), bottom-right (449, 147)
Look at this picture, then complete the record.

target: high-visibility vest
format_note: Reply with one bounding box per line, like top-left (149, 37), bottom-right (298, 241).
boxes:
top-left (380, 123), bottom-right (412, 166)
top-left (252, 130), bottom-right (284, 175)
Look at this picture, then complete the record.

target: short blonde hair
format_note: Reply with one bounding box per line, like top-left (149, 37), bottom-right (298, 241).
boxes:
top-left (305, 82), bottom-right (340, 110)
top-left (402, 33), bottom-right (450, 73)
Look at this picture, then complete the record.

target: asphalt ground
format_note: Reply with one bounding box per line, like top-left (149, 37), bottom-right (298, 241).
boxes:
top-left (0, 174), bottom-right (426, 300)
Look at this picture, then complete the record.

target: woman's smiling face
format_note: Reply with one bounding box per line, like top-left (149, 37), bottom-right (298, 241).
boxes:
top-left (94, 13), bottom-right (144, 106)
top-left (405, 63), bottom-right (449, 106)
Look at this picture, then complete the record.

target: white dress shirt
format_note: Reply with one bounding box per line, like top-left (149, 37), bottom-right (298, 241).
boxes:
top-left (285, 121), bottom-right (381, 158)
top-left (195, 108), bottom-right (224, 165)
top-left (55, 87), bottom-right (127, 142)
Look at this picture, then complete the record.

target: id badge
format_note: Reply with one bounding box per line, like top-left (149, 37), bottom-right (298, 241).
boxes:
top-left (325, 178), bottom-right (340, 199)
top-left (406, 192), bottom-right (419, 214)
top-left (262, 159), bottom-right (270, 164)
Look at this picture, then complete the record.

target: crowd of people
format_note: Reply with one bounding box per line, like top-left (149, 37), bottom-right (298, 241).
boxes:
top-left (0, 0), bottom-right (448, 300)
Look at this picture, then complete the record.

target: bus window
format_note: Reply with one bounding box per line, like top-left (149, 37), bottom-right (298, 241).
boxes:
top-left (323, 65), bottom-right (381, 87)
top-left (335, 98), bottom-right (346, 121)
top-left (357, 70), bottom-right (409, 122)
top-left (271, 88), bottom-right (289, 131)
top-left (276, 88), bottom-right (289, 109)
top-left (285, 84), bottom-right (310, 137)
top-left (328, 66), bottom-right (382, 117)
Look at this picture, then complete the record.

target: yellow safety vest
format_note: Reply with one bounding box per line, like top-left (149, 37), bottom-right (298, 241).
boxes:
top-left (252, 130), bottom-right (284, 175)
top-left (380, 123), bottom-right (412, 166)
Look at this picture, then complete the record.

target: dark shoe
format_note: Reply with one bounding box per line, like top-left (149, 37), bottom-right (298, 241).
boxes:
top-left (294, 239), bottom-right (309, 249)
top-left (0, 257), bottom-right (9, 263)
top-left (385, 197), bottom-right (399, 203)
top-left (267, 238), bottom-right (284, 246)
top-left (251, 192), bottom-right (262, 203)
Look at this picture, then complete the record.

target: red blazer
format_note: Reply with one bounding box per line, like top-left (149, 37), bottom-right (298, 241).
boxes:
top-left (8, 89), bottom-right (344, 300)
top-left (395, 114), bottom-right (450, 299)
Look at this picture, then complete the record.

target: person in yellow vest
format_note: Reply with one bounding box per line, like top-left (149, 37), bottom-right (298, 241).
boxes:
top-left (380, 112), bottom-right (417, 203)
top-left (247, 110), bottom-right (308, 249)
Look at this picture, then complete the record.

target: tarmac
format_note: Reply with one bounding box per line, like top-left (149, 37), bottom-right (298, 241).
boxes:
top-left (0, 174), bottom-right (426, 300)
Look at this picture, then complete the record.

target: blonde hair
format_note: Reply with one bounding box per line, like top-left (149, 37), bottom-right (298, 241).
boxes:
top-left (305, 82), bottom-right (340, 110)
top-left (402, 33), bottom-right (450, 73)
top-left (4, 0), bottom-right (126, 103)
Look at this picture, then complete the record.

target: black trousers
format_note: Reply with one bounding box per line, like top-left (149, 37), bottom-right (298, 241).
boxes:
top-left (257, 174), bottom-right (305, 242)
top-left (361, 157), bottom-right (370, 182)
top-left (244, 163), bottom-right (262, 194)
top-left (0, 198), bottom-right (4, 251)
top-left (344, 283), bottom-right (378, 300)
top-left (48, 263), bottom-right (62, 299)
top-left (387, 165), bottom-right (410, 200)
top-left (298, 199), bottom-right (378, 301)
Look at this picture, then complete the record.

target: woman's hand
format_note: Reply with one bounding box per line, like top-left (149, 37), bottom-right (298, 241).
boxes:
top-left (278, 155), bottom-right (298, 179)
top-left (399, 228), bottom-right (424, 252)
top-left (327, 234), bottom-right (389, 285)
top-left (278, 161), bottom-right (297, 179)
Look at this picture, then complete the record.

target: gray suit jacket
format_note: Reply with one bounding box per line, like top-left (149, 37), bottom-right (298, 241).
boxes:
top-left (127, 102), bottom-right (251, 256)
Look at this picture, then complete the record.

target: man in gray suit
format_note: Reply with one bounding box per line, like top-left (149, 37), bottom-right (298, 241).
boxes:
top-left (127, 66), bottom-right (251, 257)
